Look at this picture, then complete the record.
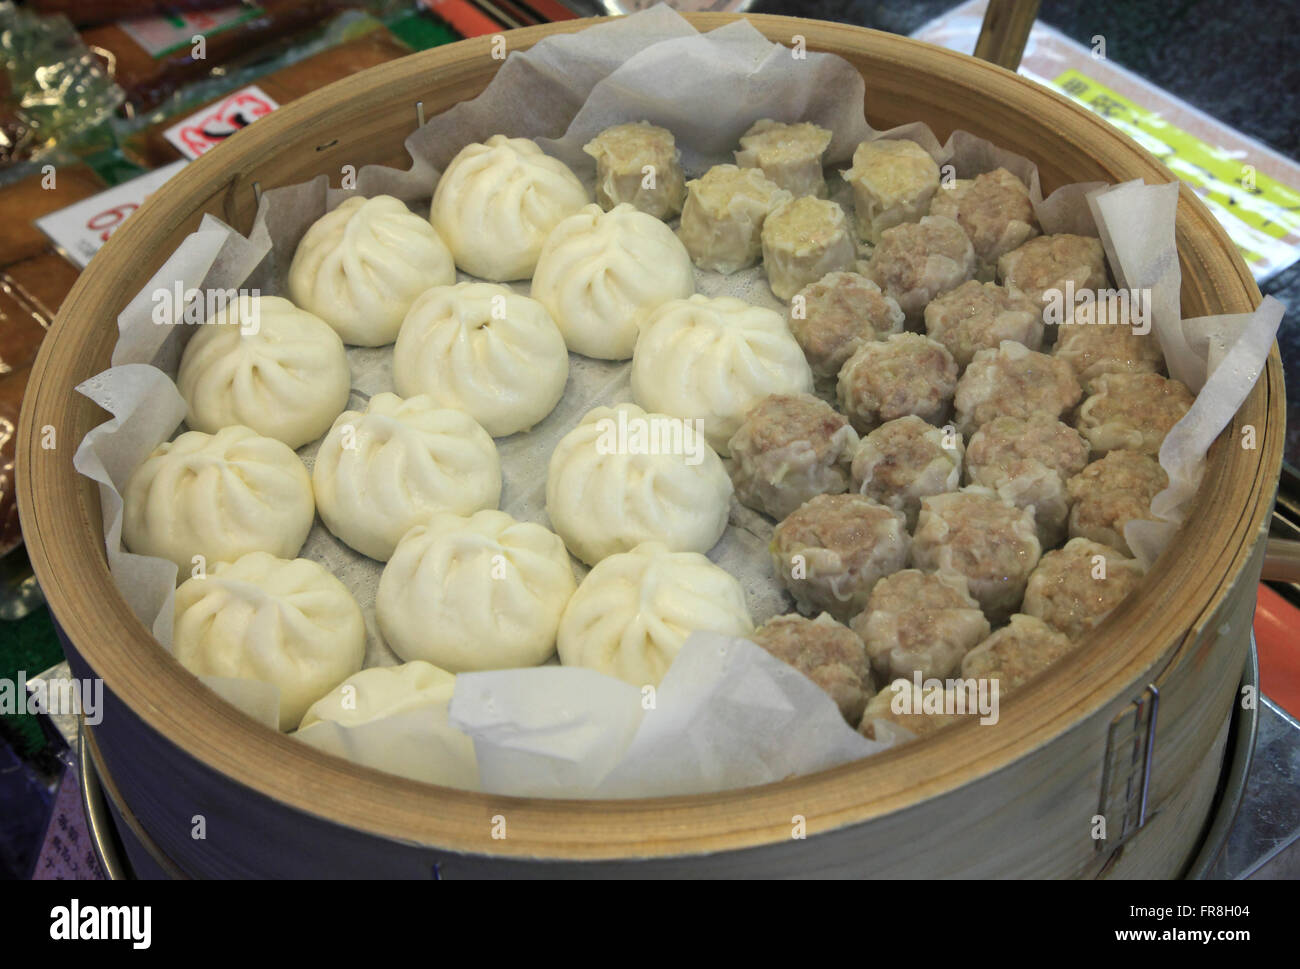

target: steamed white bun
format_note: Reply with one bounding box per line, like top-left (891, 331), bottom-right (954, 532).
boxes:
top-left (631, 295), bottom-right (814, 455)
top-left (288, 195), bottom-right (456, 346)
top-left (173, 552), bottom-right (365, 731)
top-left (430, 135), bottom-right (588, 281)
top-left (530, 203), bottom-right (694, 360)
top-left (176, 294), bottom-right (351, 450)
top-left (392, 282), bottom-right (569, 438)
top-left (311, 393), bottom-right (501, 561)
top-left (122, 425), bottom-right (314, 574)
top-left (546, 402), bottom-right (732, 566)
top-left (557, 542), bottom-right (753, 687)
top-left (296, 661), bottom-right (479, 788)
top-left (376, 510), bottom-right (577, 672)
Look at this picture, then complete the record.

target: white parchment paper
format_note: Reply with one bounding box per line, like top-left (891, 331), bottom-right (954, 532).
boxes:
top-left (71, 6), bottom-right (1281, 793)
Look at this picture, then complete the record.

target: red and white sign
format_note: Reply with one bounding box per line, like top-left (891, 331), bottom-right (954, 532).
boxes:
top-left (163, 85), bottom-right (279, 160)
top-left (36, 160), bottom-right (189, 269)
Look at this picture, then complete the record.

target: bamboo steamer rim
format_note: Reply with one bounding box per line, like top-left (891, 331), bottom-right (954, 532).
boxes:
top-left (16, 14), bottom-right (1283, 860)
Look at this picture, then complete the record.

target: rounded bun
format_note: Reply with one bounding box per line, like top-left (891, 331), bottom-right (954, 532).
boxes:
top-left (122, 425), bottom-right (314, 572)
top-left (173, 552), bottom-right (365, 731)
top-left (177, 294), bottom-right (351, 449)
top-left (393, 282), bottom-right (569, 438)
top-left (288, 195), bottom-right (456, 346)
top-left (531, 203), bottom-right (694, 360)
top-left (377, 510), bottom-right (576, 671)
top-left (430, 135), bottom-right (588, 281)
top-left (312, 393), bottom-right (501, 561)
top-left (557, 542), bottom-right (753, 687)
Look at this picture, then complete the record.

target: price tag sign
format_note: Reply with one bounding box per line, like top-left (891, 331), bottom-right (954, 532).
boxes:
top-left (162, 86), bottom-right (279, 160)
top-left (36, 160), bottom-right (189, 269)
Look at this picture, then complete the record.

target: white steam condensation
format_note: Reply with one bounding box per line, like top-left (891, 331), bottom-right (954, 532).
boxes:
top-left (71, 6), bottom-right (1280, 794)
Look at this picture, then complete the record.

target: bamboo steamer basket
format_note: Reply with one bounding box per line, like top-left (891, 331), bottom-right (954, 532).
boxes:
top-left (17, 14), bottom-right (1284, 878)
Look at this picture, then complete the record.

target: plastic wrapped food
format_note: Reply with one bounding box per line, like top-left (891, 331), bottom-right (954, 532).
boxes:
top-left (1066, 450), bottom-right (1168, 556)
top-left (837, 332), bottom-right (959, 435)
top-left (965, 415), bottom-right (1092, 548)
top-left (1074, 372), bottom-right (1194, 456)
top-left (735, 118), bottom-right (833, 198)
top-left (997, 233), bottom-right (1108, 309)
top-left (865, 215), bottom-right (976, 324)
top-left (121, 27), bottom-right (411, 168)
top-left (1021, 537), bottom-right (1146, 640)
top-left (0, 364), bottom-right (29, 556)
top-left (953, 340), bottom-right (1082, 435)
top-left (583, 121), bottom-right (686, 220)
top-left (677, 164), bottom-right (792, 273)
top-left (850, 569), bottom-right (989, 682)
top-left (851, 414), bottom-right (963, 529)
top-left (749, 612), bottom-right (873, 723)
top-left (912, 486), bottom-right (1042, 623)
top-left (727, 393), bottom-right (859, 522)
top-left (0, 164), bottom-right (103, 264)
top-left (923, 279), bottom-right (1043, 368)
top-left (760, 196), bottom-right (857, 301)
top-left (788, 271), bottom-right (904, 383)
top-left (960, 614), bottom-right (1077, 695)
top-left (82, 0), bottom-right (349, 112)
top-left (928, 167), bottom-right (1039, 279)
top-left (841, 138), bottom-right (940, 243)
top-left (770, 493), bottom-right (910, 622)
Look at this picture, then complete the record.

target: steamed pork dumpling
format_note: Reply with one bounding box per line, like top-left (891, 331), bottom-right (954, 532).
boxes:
top-left (927, 168), bottom-right (1039, 278)
top-left (997, 233), bottom-right (1108, 309)
top-left (546, 402), bottom-right (732, 566)
top-left (1021, 537), bottom-right (1145, 640)
top-left (1074, 372), bottom-right (1193, 457)
top-left (923, 279), bottom-right (1043, 369)
top-left (430, 135), bottom-right (588, 281)
top-left (311, 393), bottom-right (502, 562)
top-left (789, 271), bottom-right (905, 383)
top-left (677, 164), bottom-right (793, 273)
top-left (376, 510), bottom-right (576, 671)
top-left (122, 425), bottom-right (315, 573)
top-left (1066, 450), bottom-right (1168, 556)
top-left (836, 333), bottom-right (959, 435)
top-left (176, 294), bottom-right (351, 449)
top-left (954, 340), bottom-right (1082, 436)
top-left (392, 282), bottom-right (569, 438)
top-left (557, 542), bottom-right (754, 688)
top-left (728, 393), bottom-right (859, 522)
top-left (530, 203), bottom-right (694, 360)
top-left (865, 215), bottom-right (976, 324)
top-left (960, 614), bottom-right (1077, 695)
top-left (631, 294), bottom-right (814, 456)
top-left (911, 486), bottom-right (1041, 623)
top-left (964, 415), bottom-right (1091, 548)
top-left (735, 119), bottom-right (834, 198)
top-left (288, 195), bottom-right (456, 346)
top-left (842, 138), bottom-right (940, 243)
top-left (583, 121), bottom-right (686, 220)
top-left (173, 552), bottom-right (365, 731)
top-left (760, 196), bottom-right (857, 301)
top-left (851, 415), bottom-right (963, 530)
top-left (770, 493), bottom-right (910, 623)
top-left (850, 569), bottom-right (989, 682)
top-left (749, 612), bottom-right (874, 723)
